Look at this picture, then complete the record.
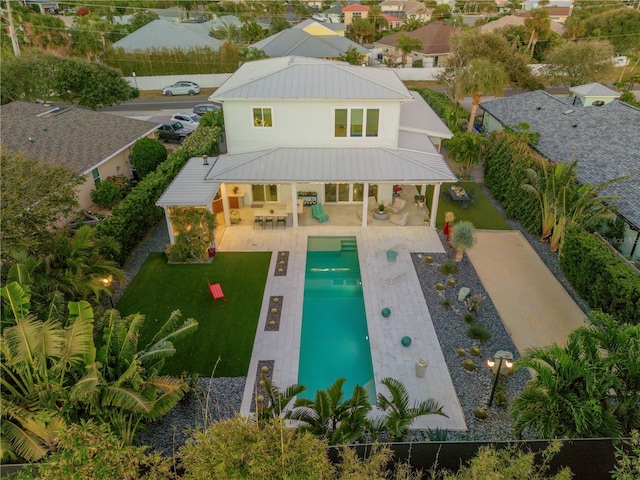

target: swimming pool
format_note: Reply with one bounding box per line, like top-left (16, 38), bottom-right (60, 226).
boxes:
top-left (297, 236), bottom-right (376, 401)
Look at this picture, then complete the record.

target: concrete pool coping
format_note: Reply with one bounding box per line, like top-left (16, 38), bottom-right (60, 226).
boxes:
top-left (218, 225), bottom-right (467, 432)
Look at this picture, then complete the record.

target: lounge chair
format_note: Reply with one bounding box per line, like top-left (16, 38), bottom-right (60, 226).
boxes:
top-left (311, 203), bottom-right (329, 223)
top-left (387, 197), bottom-right (406, 214)
top-left (380, 262), bottom-right (411, 284)
top-left (389, 211), bottom-right (409, 226)
top-left (375, 236), bottom-right (406, 252)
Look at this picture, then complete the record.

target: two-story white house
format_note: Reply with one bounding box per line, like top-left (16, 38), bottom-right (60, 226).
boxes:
top-left (156, 56), bottom-right (455, 241)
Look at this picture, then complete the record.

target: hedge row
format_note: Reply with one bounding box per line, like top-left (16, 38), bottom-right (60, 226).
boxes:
top-left (560, 226), bottom-right (640, 324)
top-left (96, 127), bottom-right (220, 264)
top-left (410, 88), bottom-right (469, 134)
top-left (483, 131), bottom-right (542, 234)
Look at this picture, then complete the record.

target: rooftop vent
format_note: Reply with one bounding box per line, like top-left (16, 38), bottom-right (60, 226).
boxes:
top-left (563, 109), bottom-right (574, 115)
top-left (572, 124), bottom-right (578, 128)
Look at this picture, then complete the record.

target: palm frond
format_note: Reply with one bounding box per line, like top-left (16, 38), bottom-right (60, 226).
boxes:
top-left (0, 281), bottom-right (31, 323)
top-left (115, 313), bottom-right (144, 368)
top-left (136, 341), bottom-right (175, 367)
top-left (100, 386), bottom-right (153, 414)
top-left (147, 375), bottom-right (186, 395)
top-left (69, 363), bottom-right (101, 402)
top-left (147, 314), bottom-right (198, 351)
top-left (2, 421), bottom-right (49, 461)
top-left (148, 309), bottom-right (182, 347)
top-left (57, 305), bottom-right (96, 375)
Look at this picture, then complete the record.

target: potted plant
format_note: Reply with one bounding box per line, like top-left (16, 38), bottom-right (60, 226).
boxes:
top-left (378, 204), bottom-right (385, 214)
top-left (416, 195), bottom-right (425, 208)
top-left (450, 220), bottom-right (477, 262)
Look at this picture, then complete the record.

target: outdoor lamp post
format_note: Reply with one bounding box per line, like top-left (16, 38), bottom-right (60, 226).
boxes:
top-left (102, 275), bottom-right (114, 308)
top-left (486, 350), bottom-right (513, 407)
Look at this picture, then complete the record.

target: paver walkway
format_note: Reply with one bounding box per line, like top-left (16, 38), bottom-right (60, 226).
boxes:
top-left (465, 230), bottom-right (588, 354)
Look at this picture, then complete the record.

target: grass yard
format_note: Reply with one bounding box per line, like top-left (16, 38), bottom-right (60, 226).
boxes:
top-left (425, 182), bottom-right (510, 230)
top-left (116, 251), bottom-right (272, 377)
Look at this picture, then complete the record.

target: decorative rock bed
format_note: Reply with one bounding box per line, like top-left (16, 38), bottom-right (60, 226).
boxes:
top-left (274, 251), bottom-right (289, 276)
top-left (250, 360), bottom-right (275, 413)
top-left (265, 296), bottom-right (283, 331)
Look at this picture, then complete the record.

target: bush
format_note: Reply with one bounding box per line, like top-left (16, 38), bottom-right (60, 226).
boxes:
top-left (90, 180), bottom-right (122, 209)
top-left (130, 137), bottom-right (167, 179)
top-left (560, 226), bottom-right (640, 324)
top-left (411, 88), bottom-right (469, 134)
top-left (467, 323), bottom-right (490, 343)
top-left (439, 260), bottom-right (458, 275)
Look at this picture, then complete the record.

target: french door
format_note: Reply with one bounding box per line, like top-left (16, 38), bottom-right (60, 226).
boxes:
top-left (252, 184), bottom-right (278, 203)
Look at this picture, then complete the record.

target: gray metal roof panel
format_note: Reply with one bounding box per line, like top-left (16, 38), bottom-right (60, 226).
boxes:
top-left (156, 158), bottom-right (219, 206)
top-left (401, 91), bottom-right (453, 139)
top-left (481, 91), bottom-right (640, 229)
top-left (213, 57), bottom-right (412, 101)
top-left (202, 147), bottom-right (455, 183)
top-left (398, 130), bottom-right (440, 155)
top-left (113, 19), bottom-right (222, 52)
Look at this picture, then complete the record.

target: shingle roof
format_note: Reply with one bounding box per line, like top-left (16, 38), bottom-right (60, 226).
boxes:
top-left (250, 27), bottom-right (367, 58)
top-left (373, 21), bottom-right (460, 56)
top-left (112, 18), bottom-right (222, 52)
top-left (211, 56), bottom-right (412, 101)
top-left (481, 91), bottom-right (640, 229)
top-left (0, 102), bottom-right (159, 175)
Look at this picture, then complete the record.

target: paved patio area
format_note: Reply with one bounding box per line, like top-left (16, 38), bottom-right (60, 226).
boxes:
top-left (465, 230), bottom-right (588, 353)
top-left (218, 224), bottom-right (466, 431)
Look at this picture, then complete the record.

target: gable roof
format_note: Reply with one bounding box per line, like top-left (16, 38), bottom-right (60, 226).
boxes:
top-left (0, 102), bottom-right (159, 176)
top-left (112, 18), bottom-right (222, 52)
top-left (343, 4), bottom-right (369, 12)
top-left (211, 56), bottom-right (413, 101)
top-left (481, 91), bottom-right (640, 229)
top-left (250, 23), bottom-right (367, 58)
top-left (478, 15), bottom-right (565, 36)
top-left (570, 82), bottom-right (620, 99)
top-left (373, 22), bottom-right (460, 56)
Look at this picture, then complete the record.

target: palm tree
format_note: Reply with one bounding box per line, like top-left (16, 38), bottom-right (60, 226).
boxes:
top-left (510, 324), bottom-right (622, 439)
top-left (347, 17), bottom-right (375, 45)
top-left (290, 378), bottom-right (371, 445)
top-left (256, 375), bottom-right (306, 420)
top-left (458, 58), bottom-right (509, 132)
top-left (450, 220), bottom-right (477, 262)
top-left (444, 132), bottom-right (485, 178)
top-left (401, 17), bottom-right (424, 32)
top-left (374, 377), bottom-right (446, 441)
top-left (524, 9), bottom-right (551, 58)
top-left (397, 34), bottom-right (423, 67)
top-left (368, 6), bottom-right (388, 37)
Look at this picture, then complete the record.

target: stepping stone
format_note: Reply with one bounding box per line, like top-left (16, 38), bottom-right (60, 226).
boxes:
top-left (458, 287), bottom-right (470, 302)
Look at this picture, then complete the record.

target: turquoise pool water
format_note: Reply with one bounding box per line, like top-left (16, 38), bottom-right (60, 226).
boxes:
top-left (297, 236), bottom-right (376, 401)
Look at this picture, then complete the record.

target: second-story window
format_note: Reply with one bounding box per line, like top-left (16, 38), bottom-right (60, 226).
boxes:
top-left (335, 108), bottom-right (379, 138)
top-left (253, 107), bottom-right (272, 127)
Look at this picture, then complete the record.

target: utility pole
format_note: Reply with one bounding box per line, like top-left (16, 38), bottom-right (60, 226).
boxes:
top-left (5, 0), bottom-right (21, 57)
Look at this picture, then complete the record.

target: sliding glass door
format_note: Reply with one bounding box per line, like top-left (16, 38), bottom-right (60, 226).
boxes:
top-left (252, 184), bottom-right (278, 203)
top-left (324, 183), bottom-right (364, 203)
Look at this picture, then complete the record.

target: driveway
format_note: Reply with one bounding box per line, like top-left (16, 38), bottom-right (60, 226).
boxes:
top-left (466, 230), bottom-right (588, 354)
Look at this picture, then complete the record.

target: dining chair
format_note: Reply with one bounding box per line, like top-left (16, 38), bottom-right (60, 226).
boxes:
top-left (253, 215), bottom-right (264, 229)
top-left (276, 216), bottom-right (286, 229)
top-left (264, 216), bottom-right (274, 229)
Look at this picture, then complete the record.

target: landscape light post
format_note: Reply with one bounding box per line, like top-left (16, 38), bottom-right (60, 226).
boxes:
top-left (102, 275), bottom-right (114, 308)
top-left (486, 350), bottom-right (513, 407)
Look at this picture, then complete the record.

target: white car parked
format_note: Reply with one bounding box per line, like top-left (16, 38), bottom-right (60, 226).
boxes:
top-left (170, 113), bottom-right (200, 128)
top-left (161, 81), bottom-right (200, 96)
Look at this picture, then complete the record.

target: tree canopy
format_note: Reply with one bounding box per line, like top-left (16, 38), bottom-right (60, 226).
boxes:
top-left (543, 39), bottom-right (615, 88)
top-left (1, 50), bottom-right (138, 108)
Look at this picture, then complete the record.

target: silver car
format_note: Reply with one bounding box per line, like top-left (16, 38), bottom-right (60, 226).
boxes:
top-left (161, 81), bottom-right (200, 96)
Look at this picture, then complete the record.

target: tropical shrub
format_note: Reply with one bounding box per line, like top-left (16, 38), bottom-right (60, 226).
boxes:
top-left (165, 207), bottom-right (217, 263)
top-left (439, 260), bottom-right (458, 275)
top-left (130, 137), bottom-right (167, 179)
top-left (91, 179), bottom-right (123, 208)
top-left (180, 417), bottom-right (334, 480)
top-left (411, 88), bottom-right (469, 133)
top-left (450, 220), bottom-right (477, 262)
top-left (560, 226), bottom-right (640, 324)
top-left (612, 430), bottom-right (640, 480)
top-left (467, 323), bottom-right (490, 343)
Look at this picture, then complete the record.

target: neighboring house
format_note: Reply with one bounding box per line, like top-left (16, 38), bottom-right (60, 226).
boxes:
top-left (112, 18), bottom-right (222, 52)
top-left (157, 56), bottom-right (454, 240)
top-left (0, 102), bottom-right (159, 211)
top-left (380, 0), bottom-right (430, 22)
top-left (373, 21), bottom-right (460, 67)
top-left (382, 13), bottom-right (404, 30)
top-left (478, 14), bottom-right (565, 36)
top-left (516, 6), bottom-right (573, 24)
top-left (22, 0), bottom-right (59, 13)
top-left (315, 3), bottom-right (345, 24)
top-left (342, 4), bottom-right (370, 27)
top-left (250, 19), bottom-right (368, 59)
top-left (480, 84), bottom-right (640, 260)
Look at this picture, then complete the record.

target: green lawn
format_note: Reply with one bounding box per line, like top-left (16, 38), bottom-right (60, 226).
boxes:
top-left (116, 252), bottom-right (272, 377)
top-left (425, 182), bottom-right (510, 230)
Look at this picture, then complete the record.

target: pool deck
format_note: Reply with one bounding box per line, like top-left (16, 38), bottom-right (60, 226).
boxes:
top-left (218, 224), bottom-right (467, 432)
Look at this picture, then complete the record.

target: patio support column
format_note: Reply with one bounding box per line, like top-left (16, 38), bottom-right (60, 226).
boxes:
top-left (220, 183), bottom-right (231, 227)
top-left (291, 182), bottom-right (298, 228)
top-left (362, 182), bottom-right (369, 227)
top-left (430, 183), bottom-right (440, 229)
top-left (420, 184), bottom-right (426, 197)
top-left (164, 207), bottom-right (175, 245)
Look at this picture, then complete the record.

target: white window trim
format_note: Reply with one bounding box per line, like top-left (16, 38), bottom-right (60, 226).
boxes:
top-left (333, 107), bottom-right (380, 138)
top-left (252, 107), bottom-right (273, 128)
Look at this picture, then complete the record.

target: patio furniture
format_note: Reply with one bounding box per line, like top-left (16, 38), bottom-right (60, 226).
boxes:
top-left (386, 250), bottom-right (398, 262)
top-left (389, 211), bottom-right (409, 226)
top-left (276, 215), bottom-right (286, 229)
top-left (387, 197), bottom-right (406, 214)
top-left (207, 279), bottom-right (227, 307)
top-left (449, 185), bottom-right (470, 202)
top-left (230, 210), bottom-right (241, 224)
top-left (380, 262), bottom-right (411, 284)
top-left (375, 236), bottom-right (406, 252)
top-left (253, 215), bottom-right (264, 229)
top-left (373, 211), bottom-right (389, 221)
top-left (311, 203), bottom-right (329, 223)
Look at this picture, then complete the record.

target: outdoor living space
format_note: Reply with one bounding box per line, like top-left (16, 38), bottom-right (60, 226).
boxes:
top-left (227, 185), bottom-right (432, 228)
top-left (217, 225), bottom-right (467, 431)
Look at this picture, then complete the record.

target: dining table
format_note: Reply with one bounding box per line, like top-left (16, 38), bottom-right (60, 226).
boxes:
top-left (449, 185), bottom-right (470, 202)
top-left (254, 209), bottom-right (288, 228)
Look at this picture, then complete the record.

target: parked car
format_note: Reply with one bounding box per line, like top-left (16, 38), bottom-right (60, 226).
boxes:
top-left (160, 81), bottom-right (200, 96)
top-left (157, 122), bottom-right (193, 143)
top-left (170, 113), bottom-right (200, 128)
top-left (193, 103), bottom-right (222, 116)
